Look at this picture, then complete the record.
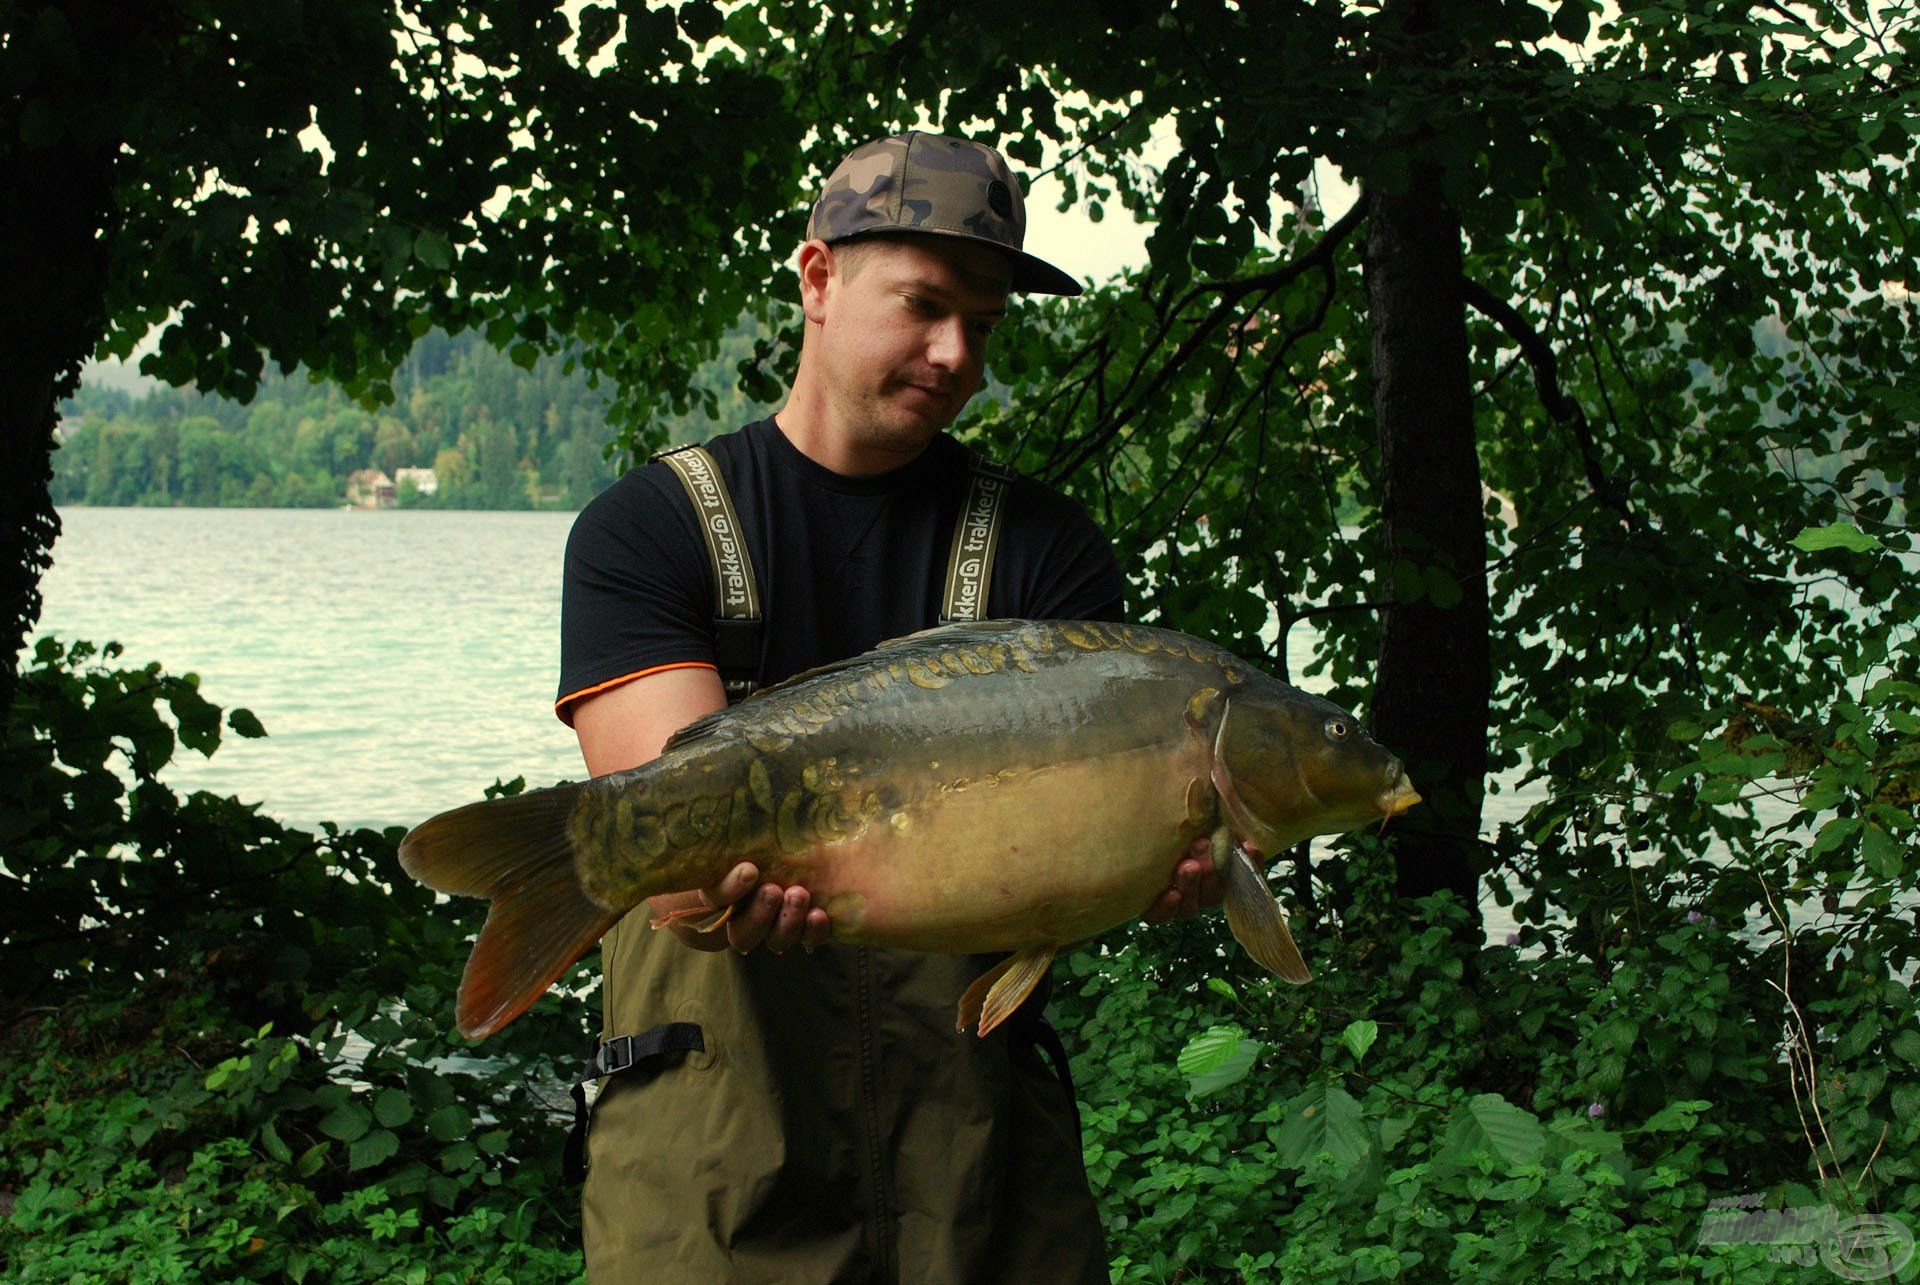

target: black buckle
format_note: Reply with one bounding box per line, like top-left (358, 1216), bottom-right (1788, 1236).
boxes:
top-left (597, 1034), bottom-right (636, 1076)
top-left (565, 1023), bottom-right (706, 1185)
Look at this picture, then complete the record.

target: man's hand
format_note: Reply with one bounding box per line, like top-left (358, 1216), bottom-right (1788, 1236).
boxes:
top-left (1141, 835), bottom-right (1226, 924)
top-left (650, 862), bottom-right (834, 955)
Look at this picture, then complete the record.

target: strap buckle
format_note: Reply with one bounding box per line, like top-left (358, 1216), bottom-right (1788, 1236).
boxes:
top-left (597, 1034), bottom-right (637, 1076)
top-left (566, 1023), bottom-right (707, 1185)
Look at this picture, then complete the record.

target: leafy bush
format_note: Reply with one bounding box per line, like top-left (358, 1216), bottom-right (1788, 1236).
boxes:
top-left (0, 639), bottom-right (594, 1282)
top-left (1055, 896), bottom-right (1914, 1283)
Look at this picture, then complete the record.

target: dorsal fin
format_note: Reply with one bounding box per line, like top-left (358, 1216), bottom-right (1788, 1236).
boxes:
top-left (660, 706), bottom-right (733, 752)
top-left (740, 620), bottom-right (1039, 702)
top-left (660, 620), bottom-right (1044, 752)
top-left (877, 619), bottom-right (1031, 649)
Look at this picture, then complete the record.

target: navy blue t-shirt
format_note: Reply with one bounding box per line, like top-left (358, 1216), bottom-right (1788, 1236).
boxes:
top-left (557, 418), bottom-right (1125, 723)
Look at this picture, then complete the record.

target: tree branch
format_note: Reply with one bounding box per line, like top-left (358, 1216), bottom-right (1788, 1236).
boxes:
top-left (1046, 201), bottom-right (1367, 484)
top-left (1460, 277), bottom-right (1638, 532)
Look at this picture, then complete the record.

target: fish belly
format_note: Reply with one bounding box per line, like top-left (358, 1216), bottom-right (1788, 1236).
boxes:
top-left (792, 738), bottom-right (1213, 953)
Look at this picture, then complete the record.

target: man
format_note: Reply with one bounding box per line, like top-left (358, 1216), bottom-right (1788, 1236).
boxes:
top-left (556, 131), bottom-right (1220, 1283)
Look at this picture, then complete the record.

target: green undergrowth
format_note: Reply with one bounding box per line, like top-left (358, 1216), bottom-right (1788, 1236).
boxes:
top-left (1057, 885), bottom-right (1919, 1283)
top-left (4, 637), bottom-right (1916, 1282)
top-left (1, 639), bottom-right (591, 1283)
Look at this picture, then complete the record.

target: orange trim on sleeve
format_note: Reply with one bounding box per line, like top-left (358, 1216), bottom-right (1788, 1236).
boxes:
top-left (554, 661), bottom-right (719, 727)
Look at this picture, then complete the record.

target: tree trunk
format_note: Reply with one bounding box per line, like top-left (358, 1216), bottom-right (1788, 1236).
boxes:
top-left (0, 378), bottom-right (63, 713)
top-left (2, 23), bottom-right (120, 713)
top-left (1364, 160), bottom-right (1490, 927)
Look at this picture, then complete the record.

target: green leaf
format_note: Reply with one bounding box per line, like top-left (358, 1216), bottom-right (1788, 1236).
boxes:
top-left (167, 685), bottom-right (222, 755)
top-left (1274, 1082), bottom-right (1370, 1174)
top-left (373, 1088), bottom-right (414, 1128)
top-left (349, 1128), bottom-right (400, 1171)
top-left (1177, 1024), bottom-right (1264, 1096)
top-left (509, 341), bottom-right (539, 370)
top-left (1864, 678), bottom-right (1920, 708)
top-left (424, 1104), bottom-right (471, 1142)
top-left (376, 223), bottom-right (413, 273)
top-left (1891, 1028), bottom-right (1920, 1066)
top-left (1836, 1016), bottom-right (1879, 1061)
top-left (227, 708), bottom-right (267, 738)
top-left (1205, 977), bottom-right (1236, 1002)
top-left (1442, 1094), bottom-right (1546, 1168)
top-left (319, 1101), bottom-right (372, 1143)
top-left (1640, 1099), bottom-right (1709, 1132)
top-left (1341, 1019), bottom-right (1379, 1066)
top-left (439, 1141), bottom-right (479, 1172)
top-left (1791, 522), bottom-right (1883, 553)
top-left (413, 232), bottom-right (453, 271)
top-left (575, 3), bottom-right (619, 57)
top-left (1552, 0), bottom-right (1591, 44)
top-left (1391, 560), bottom-right (1425, 605)
top-left (1810, 816), bottom-right (1864, 860)
top-left (259, 1119), bottom-right (293, 1164)
top-left (1861, 824), bottom-right (1907, 879)
top-left (1696, 777), bottom-right (1745, 805)
top-left (678, 0), bottom-right (723, 41)
top-left (296, 1143), bottom-right (330, 1179)
top-left (1544, 1117), bottom-right (1629, 1175)
top-left (1425, 565), bottom-right (1463, 609)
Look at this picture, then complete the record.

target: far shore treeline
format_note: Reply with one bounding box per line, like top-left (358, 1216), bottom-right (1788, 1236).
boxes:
top-left (52, 326), bottom-right (770, 511)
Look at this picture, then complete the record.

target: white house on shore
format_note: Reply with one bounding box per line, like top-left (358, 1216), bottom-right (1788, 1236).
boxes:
top-left (346, 467), bottom-right (438, 508)
top-left (394, 467), bottom-right (438, 496)
top-left (345, 469), bottom-right (395, 509)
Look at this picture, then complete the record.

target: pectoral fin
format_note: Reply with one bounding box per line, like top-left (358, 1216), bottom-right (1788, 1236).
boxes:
top-left (955, 946), bottom-right (1057, 1037)
top-left (649, 902), bottom-right (735, 934)
top-left (1223, 846), bottom-right (1312, 984)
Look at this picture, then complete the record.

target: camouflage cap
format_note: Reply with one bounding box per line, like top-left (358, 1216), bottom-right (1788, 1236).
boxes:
top-left (806, 131), bottom-right (1081, 297)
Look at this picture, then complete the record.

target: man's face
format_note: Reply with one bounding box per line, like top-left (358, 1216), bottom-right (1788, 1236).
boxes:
top-left (807, 235), bottom-right (1013, 467)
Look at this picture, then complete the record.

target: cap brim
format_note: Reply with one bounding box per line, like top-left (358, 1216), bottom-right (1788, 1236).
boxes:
top-left (1010, 252), bottom-right (1083, 297)
top-left (828, 227), bottom-right (1082, 297)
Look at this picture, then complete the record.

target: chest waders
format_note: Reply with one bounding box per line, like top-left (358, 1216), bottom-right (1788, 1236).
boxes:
top-left (563, 445), bottom-right (1082, 1189)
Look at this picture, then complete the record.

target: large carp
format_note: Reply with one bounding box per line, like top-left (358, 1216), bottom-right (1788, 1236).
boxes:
top-left (400, 619), bottom-right (1420, 1040)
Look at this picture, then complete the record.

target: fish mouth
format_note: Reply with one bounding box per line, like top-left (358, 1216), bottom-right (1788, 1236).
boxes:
top-left (1382, 775), bottom-right (1428, 818)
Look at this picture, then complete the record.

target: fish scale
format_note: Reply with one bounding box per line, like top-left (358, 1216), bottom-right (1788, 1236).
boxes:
top-left (400, 619), bottom-right (1421, 1039)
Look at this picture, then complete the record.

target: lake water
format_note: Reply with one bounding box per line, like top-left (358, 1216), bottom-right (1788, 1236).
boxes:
top-left (37, 507), bottom-right (1551, 931)
top-left (35, 507), bottom-right (587, 831)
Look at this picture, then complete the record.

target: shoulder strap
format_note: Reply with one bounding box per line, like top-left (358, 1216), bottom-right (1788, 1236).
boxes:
top-left (941, 454), bottom-right (1013, 623)
top-left (654, 445), bottom-right (763, 702)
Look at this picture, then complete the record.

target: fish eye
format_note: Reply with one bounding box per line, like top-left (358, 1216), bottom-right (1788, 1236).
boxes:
top-left (1324, 717), bottom-right (1349, 740)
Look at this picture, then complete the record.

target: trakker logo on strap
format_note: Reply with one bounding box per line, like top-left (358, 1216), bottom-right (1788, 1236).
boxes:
top-left (660, 447), bottom-right (759, 620)
top-left (943, 469), bottom-right (1005, 623)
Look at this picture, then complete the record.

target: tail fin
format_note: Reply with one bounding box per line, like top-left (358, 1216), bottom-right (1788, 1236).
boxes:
top-left (399, 784), bottom-right (625, 1039)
